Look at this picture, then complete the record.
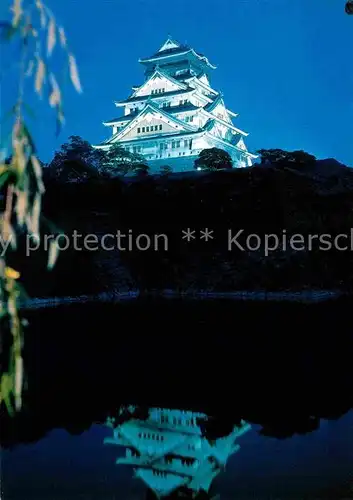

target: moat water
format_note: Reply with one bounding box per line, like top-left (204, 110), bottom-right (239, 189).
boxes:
top-left (2, 298), bottom-right (353, 499)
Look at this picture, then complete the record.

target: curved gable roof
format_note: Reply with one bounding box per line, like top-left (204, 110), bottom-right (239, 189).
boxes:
top-left (105, 102), bottom-right (197, 143)
top-left (139, 40), bottom-right (216, 69)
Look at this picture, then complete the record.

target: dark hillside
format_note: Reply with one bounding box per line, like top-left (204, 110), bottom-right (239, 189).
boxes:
top-left (9, 159), bottom-right (353, 297)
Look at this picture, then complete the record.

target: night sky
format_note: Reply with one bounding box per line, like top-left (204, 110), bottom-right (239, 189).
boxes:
top-left (1, 0), bottom-right (352, 165)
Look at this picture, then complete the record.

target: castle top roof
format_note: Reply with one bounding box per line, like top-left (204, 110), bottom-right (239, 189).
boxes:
top-left (139, 38), bottom-right (216, 69)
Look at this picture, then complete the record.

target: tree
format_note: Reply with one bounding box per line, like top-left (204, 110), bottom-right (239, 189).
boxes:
top-left (159, 165), bottom-right (173, 176)
top-left (100, 144), bottom-right (146, 177)
top-left (0, 0), bottom-right (82, 414)
top-left (256, 149), bottom-right (316, 167)
top-left (194, 148), bottom-right (233, 171)
top-left (47, 135), bottom-right (104, 182)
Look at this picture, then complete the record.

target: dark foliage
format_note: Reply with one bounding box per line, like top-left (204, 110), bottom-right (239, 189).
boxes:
top-left (9, 154), bottom-right (353, 297)
top-left (257, 148), bottom-right (316, 167)
top-left (194, 147), bottom-right (233, 170)
top-left (100, 143), bottom-right (147, 177)
top-left (46, 135), bottom-right (104, 182)
top-left (45, 136), bottom-right (147, 182)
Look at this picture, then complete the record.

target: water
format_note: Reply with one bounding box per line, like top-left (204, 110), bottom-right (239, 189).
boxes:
top-left (1, 297), bottom-right (353, 499)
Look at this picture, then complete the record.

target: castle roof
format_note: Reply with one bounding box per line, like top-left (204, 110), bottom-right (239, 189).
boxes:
top-left (102, 102), bottom-right (197, 145)
top-left (115, 88), bottom-right (193, 105)
top-left (205, 94), bottom-right (224, 112)
top-left (139, 38), bottom-right (216, 69)
top-left (104, 103), bottom-right (199, 126)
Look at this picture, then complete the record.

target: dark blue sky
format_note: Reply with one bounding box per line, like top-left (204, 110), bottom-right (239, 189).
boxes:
top-left (1, 0), bottom-right (353, 165)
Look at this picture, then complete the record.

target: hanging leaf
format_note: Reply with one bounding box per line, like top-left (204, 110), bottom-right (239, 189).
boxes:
top-left (55, 106), bottom-right (65, 137)
top-left (58, 26), bottom-right (67, 48)
top-left (0, 170), bottom-right (10, 188)
top-left (25, 59), bottom-right (34, 77)
top-left (68, 53), bottom-right (82, 93)
top-left (0, 373), bottom-right (14, 416)
top-left (10, 0), bottom-right (23, 27)
top-left (47, 238), bottom-right (60, 270)
top-left (49, 73), bottom-right (61, 108)
top-left (5, 267), bottom-right (20, 280)
top-left (1, 220), bottom-right (17, 251)
top-left (30, 154), bottom-right (45, 193)
top-left (21, 122), bottom-right (36, 153)
top-left (34, 58), bottom-right (45, 96)
top-left (15, 189), bottom-right (28, 226)
top-left (35, 0), bottom-right (47, 28)
top-left (14, 355), bottom-right (23, 410)
top-left (47, 17), bottom-right (56, 56)
top-left (30, 192), bottom-right (41, 239)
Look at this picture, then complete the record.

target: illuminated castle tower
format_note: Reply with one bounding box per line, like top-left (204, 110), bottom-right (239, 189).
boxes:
top-left (94, 37), bottom-right (257, 173)
top-left (104, 406), bottom-right (251, 499)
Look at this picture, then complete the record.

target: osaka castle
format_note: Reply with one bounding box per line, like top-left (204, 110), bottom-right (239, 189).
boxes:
top-left (104, 405), bottom-right (251, 499)
top-left (94, 37), bottom-right (257, 173)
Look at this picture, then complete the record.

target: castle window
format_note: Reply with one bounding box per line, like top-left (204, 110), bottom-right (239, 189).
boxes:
top-left (154, 125), bottom-right (158, 131)
top-left (159, 124), bottom-right (162, 130)
top-left (142, 127), bottom-right (145, 132)
top-left (146, 126), bottom-right (149, 132)
top-left (137, 128), bottom-right (141, 133)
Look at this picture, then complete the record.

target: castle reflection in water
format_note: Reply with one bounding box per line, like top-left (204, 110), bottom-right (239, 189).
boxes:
top-left (104, 405), bottom-right (251, 499)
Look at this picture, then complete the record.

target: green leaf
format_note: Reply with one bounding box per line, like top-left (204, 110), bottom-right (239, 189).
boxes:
top-left (0, 373), bottom-right (14, 416)
top-left (20, 122), bottom-right (36, 153)
top-left (0, 170), bottom-right (11, 189)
